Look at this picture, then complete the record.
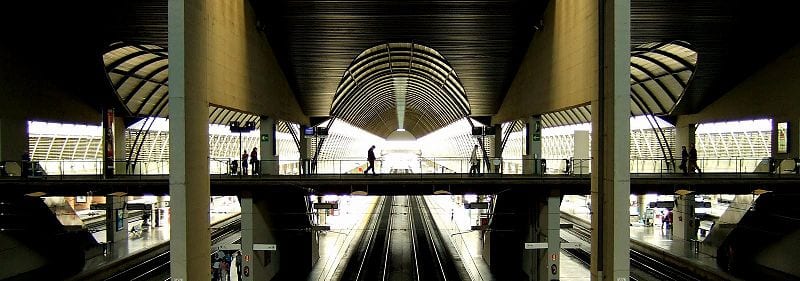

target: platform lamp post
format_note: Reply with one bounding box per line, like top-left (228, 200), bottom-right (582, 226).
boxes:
top-left (229, 121), bottom-right (256, 175)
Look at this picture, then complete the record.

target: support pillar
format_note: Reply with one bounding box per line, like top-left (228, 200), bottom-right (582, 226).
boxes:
top-left (168, 0), bottom-right (211, 278)
top-left (0, 118), bottom-right (28, 173)
top-left (114, 117), bottom-right (127, 175)
top-left (259, 117), bottom-right (279, 175)
top-left (637, 194), bottom-right (646, 224)
top-left (591, 0), bottom-right (631, 280)
top-left (523, 115), bottom-right (543, 175)
top-left (102, 109), bottom-right (116, 178)
top-left (674, 122), bottom-right (696, 159)
top-left (299, 126), bottom-right (311, 174)
top-left (105, 195), bottom-right (128, 244)
top-left (545, 194), bottom-right (561, 280)
top-left (519, 192), bottom-right (561, 281)
top-left (673, 193), bottom-right (696, 241)
top-left (574, 130), bottom-right (591, 174)
top-left (240, 196), bottom-right (279, 281)
top-left (492, 124), bottom-right (503, 173)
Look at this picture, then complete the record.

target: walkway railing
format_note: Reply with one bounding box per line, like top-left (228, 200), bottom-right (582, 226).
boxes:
top-left (0, 157), bottom-right (797, 179)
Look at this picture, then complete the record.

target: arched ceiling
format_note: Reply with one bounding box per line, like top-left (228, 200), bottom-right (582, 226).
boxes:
top-left (6, 0), bottom-right (797, 133)
top-left (252, 0), bottom-right (547, 121)
top-left (330, 43), bottom-right (471, 138)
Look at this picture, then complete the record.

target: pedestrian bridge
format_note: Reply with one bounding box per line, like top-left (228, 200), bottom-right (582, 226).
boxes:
top-left (3, 172), bottom-right (798, 197)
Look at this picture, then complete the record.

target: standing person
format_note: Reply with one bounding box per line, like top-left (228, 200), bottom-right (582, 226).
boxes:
top-left (680, 146), bottom-right (689, 175)
top-left (240, 150), bottom-right (248, 175)
top-left (666, 209), bottom-right (673, 230)
top-left (689, 144), bottom-right (701, 174)
top-left (250, 147), bottom-right (259, 175)
top-left (21, 150), bottom-right (30, 178)
top-left (469, 145), bottom-right (479, 176)
top-left (364, 145), bottom-right (376, 175)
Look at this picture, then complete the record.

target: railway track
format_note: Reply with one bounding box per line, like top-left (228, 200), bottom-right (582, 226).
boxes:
top-left (96, 215), bottom-right (241, 281)
top-left (341, 196), bottom-right (462, 281)
top-left (560, 213), bottom-right (704, 281)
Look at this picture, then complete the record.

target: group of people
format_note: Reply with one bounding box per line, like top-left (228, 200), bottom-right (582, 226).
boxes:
top-left (239, 147), bottom-right (259, 175)
top-left (679, 144), bottom-right (701, 175)
top-left (211, 250), bottom-right (242, 281)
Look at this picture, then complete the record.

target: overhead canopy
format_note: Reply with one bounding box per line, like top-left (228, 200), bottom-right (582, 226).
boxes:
top-left (540, 41), bottom-right (698, 128)
top-left (330, 43), bottom-right (471, 138)
top-left (630, 41), bottom-right (697, 116)
top-left (102, 42), bottom-right (270, 129)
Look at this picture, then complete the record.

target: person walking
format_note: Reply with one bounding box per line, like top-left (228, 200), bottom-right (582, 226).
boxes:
top-left (250, 147), bottom-right (259, 175)
top-left (680, 146), bottom-right (689, 175)
top-left (240, 150), bottom-right (248, 175)
top-left (689, 144), bottom-right (701, 174)
top-left (469, 144), bottom-right (479, 176)
top-left (364, 145), bottom-right (376, 175)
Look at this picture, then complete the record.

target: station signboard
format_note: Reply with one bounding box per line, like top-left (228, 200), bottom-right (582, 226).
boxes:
top-left (465, 202), bottom-right (489, 209)
top-left (313, 203), bottom-right (339, 210)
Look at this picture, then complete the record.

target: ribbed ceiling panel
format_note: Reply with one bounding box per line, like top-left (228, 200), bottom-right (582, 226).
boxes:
top-left (253, 0), bottom-right (546, 119)
top-left (330, 43), bottom-right (472, 138)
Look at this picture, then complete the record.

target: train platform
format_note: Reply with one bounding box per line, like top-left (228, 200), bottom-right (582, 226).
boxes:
top-left (66, 198), bottom-right (240, 280)
top-left (307, 196), bottom-right (379, 281)
top-left (424, 196), bottom-right (591, 281)
top-left (560, 200), bottom-right (742, 281)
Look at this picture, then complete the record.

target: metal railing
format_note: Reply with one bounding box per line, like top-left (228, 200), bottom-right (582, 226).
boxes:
top-left (1, 157), bottom-right (798, 179)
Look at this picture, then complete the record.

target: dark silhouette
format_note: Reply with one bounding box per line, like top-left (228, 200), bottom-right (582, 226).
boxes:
top-left (689, 144), bottom-right (701, 174)
top-left (680, 146), bottom-right (688, 175)
top-left (21, 150), bottom-right (31, 178)
top-left (469, 145), bottom-right (479, 176)
top-left (250, 147), bottom-right (259, 175)
top-left (364, 145), bottom-right (376, 175)
top-left (241, 150), bottom-right (248, 175)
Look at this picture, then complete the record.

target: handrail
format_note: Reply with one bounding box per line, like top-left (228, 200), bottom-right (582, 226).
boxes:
top-left (1, 157), bottom-right (797, 179)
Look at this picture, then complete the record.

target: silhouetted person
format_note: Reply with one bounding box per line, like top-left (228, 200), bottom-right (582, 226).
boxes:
top-left (680, 146), bottom-right (689, 175)
top-left (364, 145), bottom-right (376, 175)
top-left (21, 150), bottom-right (30, 178)
top-left (250, 147), bottom-right (259, 175)
top-left (469, 145), bottom-right (479, 176)
top-left (241, 150), bottom-right (248, 175)
top-left (689, 144), bottom-right (701, 174)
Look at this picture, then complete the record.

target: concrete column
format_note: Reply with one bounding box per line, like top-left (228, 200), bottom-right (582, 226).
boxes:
top-left (574, 130), bottom-right (591, 174)
top-left (492, 124), bottom-right (503, 173)
top-left (674, 122), bottom-right (696, 158)
top-left (259, 117), bottom-right (279, 175)
top-left (299, 127), bottom-right (311, 174)
top-left (168, 0), bottom-right (211, 278)
top-left (518, 193), bottom-right (561, 280)
top-left (672, 194), bottom-right (696, 241)
top-left (590, 0), bottom-right (631, 280)
top-left (105, 195), bottom-right (128, 243)
top-left (114, 117), bottom-right (127, 175)
top-left (523, 115), bottom-right (543, 174)
top-left (637, 194), bottom-right (646, 223)
top-left (546, 194), bottom-right (561, 280)
top-left (102, 109), bottom-right (115, 178)
top-left (0, 118), bottom-right (28, 163)
top-left (240, 196), bottom-right (279, 281)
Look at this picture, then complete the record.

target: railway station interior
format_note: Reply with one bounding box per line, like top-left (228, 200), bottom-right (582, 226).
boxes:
top-left (1, 0), bottom-right (800, 280)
